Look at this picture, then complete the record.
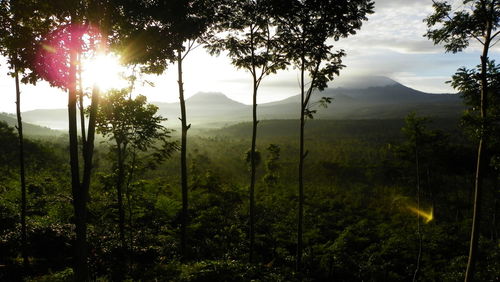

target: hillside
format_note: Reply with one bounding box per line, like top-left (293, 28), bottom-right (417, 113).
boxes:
top-left (15, 77), bottom-right (465, 130)
top-left (258, 83), bottom-right (463, 119)
top-left (207, 118), bottom-right (463, 143)
top-left (0, 112), bottom-right (62, 137)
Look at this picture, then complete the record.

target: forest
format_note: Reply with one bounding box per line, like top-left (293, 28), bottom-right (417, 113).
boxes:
top-left (0, 0), bottom-right (499, 281)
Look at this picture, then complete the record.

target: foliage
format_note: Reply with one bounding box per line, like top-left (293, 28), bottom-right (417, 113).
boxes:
top-left (96, 89), bottom-right (174, 154)
top-left (424, 0), bottom-right (500, 53)
top-left (426, 1), bottom-right (499, 279)
top-left (263, 144), bottom-right (280, 188)
top-left (451, 60), bottom-right (500, 141)
top-left (206, 0), bottom-right (288, 82)
top-left (93, 88), bottom-right (176, 269)
top-left (1, 0), bottom-right (500, 280)
top-left (0, 118), bottom-right (499, 280)
top-left (275, 0), bottom-right (374, 93)
top-left (113, 0), bottom-right (218, 73)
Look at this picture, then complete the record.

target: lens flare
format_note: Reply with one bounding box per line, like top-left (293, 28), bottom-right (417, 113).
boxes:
top-left (408, 206), bottom-right (433, 223)
top-left (41, 44), bottom-right (56, 53)
top-left (82, 53), bottom-right (126, 91)
top-left (36, 23), bottom-right (102, 89)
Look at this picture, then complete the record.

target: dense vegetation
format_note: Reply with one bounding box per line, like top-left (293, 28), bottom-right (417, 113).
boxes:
top-left (0, 118), bottom-right (499, 281)
top-left (0, 0), bottom-right (498, 281)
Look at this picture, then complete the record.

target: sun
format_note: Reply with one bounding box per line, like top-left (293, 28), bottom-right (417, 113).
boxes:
top-left (82, 53), bottom-right (127, 91)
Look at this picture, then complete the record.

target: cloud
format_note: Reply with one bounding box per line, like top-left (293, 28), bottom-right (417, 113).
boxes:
top-left (374, 0), bottom-right (430, 10)
top-left (333, 0), bottom-right (440, 54)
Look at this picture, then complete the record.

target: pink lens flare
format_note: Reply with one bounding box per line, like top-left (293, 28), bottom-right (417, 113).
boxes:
top-left (35, 23), bottom-right (105, 90)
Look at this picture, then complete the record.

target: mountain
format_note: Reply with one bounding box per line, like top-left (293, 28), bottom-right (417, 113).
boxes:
top-left (334, 75), bottom-right (399, 89)
top-left (22, 109), bottom-right (69, 130)
top-left (15, 77), bottom-right (465, 130)
top-left (155, 92), bottom-right (250, 124)
top-left (258, 83), bottom-right (463, 120)
top-left (0, 112), bottom-right (63, 136)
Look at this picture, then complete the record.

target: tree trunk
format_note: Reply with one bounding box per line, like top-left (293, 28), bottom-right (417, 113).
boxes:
top-left (125, 150), bottom-right (138, 243)
top-left (296, 55), bottom-right (306, 272)
top-left (464, 19), bottom-right (491, 282)
top-left (413, 133), bottom-right (422, 282)
top-left (14, 66), bottom-right (29, 269)
top-left (115, 143), bottom-right (127, 279)
top-left (116, 145), bottom-right (126, 250)
top-left (77, 85), bottom-right (98, 280)
top-left (81, 85), bottom-right (99, 207)
top-left (177, 49), bottom-right (189, 260)
top-left (248, 26), bottom-right (259, 263)
top-left (249, 74), bottom-right (258, 263)
top-left (77, 53), bottom-right (86, 144)
top-left (465, 138), bottom-right (485, 282)
top-left (68, 31), bottom-right (87, 281)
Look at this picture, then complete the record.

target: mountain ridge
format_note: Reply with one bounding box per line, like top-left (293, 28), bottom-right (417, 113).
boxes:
top-left (12, 77), bottom-right (464, 130)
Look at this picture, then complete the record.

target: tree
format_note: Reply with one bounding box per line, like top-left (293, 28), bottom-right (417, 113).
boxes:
top-left (425, 1), bottom-right (499, 280)
top-left (263, 144), bottom-right (281, 190)
top-left (0, 0), bottom-right (52, 269)
top-left (96, 89), bottom-right (176, 278)
top-left (113, 0), bottom-right (218, 259)
top-left (94, 89), bottom-right (176, 267)
top-left (207, 0), bottom-right (288, 263)
top-left (399, 112), bottom-right (444, 281)
top-left (275, 0), bottom-right (374, 271)
top-left (27, 1), bottom-right (118, 279)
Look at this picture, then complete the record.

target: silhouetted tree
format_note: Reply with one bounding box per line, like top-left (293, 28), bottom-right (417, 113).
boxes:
top-left (207, 0), bottom-right (288, 262)
top-left (399, 112), bottom-right (444, 281)
top-left (94, 89), bottom-right (176, 274)
top-left (29, 1), bottom-right (118, 279)
top-left (113, 0), bottom-right (219, 259)
top-left (0, 0), bottom-right (51, 269)
top-left (425, 1), bottom-right (499, 280)
top-left (263, 144), bottom-right (281, 189)
top-left (275, 0), bottom-right (374, 271)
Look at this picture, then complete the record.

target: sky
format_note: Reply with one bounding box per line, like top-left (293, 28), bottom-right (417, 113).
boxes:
top-left (0, 0), bottom-right (499, 114)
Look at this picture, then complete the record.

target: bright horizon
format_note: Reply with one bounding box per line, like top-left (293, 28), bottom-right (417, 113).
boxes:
top-left (0, 0), bottom-right (498, 114)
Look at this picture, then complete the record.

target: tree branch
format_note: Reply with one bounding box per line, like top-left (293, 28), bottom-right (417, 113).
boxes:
top-left (490, 37), bottom-right (500, 48)
top-left (303, 58), bottom-right (322, 110)
top-left (473, 35), bottom-right (485, 45)
top-left (491, 30), bottom-right (500, 41)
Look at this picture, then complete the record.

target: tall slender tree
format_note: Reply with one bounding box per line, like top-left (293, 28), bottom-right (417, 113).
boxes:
top-left (0, 0), bottom-right (52, 270)
top-left (425, 1), bottom-right (499, 280)
top-left (275, 0), bottom-right (374, 271)
top-left (29, 1), bottom-right (117, 279)
top-left (207, 0), bottom-right (288, 263)
top-left (114, 0), bottom-right (219, 259)
top-left (400, 112), bottom-right (438, 282)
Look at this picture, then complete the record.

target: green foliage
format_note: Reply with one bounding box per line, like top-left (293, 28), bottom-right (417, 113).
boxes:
top-left (424, 0), bottom-right (500, 53)
top-left (113, 0), bottom-right (219, 72)
top-left (244, 149), bottom-right (261, 169)
top-left (450, 60), bottom-right (500, 141)
top-left (1, 117), bottom-right (499, 281)
top-left (0, 0), bottom-right (51, 84)
top-left (29, 268), bottom-right (73, 282)
top-left (263, 144), bottom-right (280, 188)
top-left (206, 0), bottom-right (288, 82)
top-left (96, 89), bottom-right (172, 151)
top-left (275, 0), bottom-right (374, 95)
top-left (177, 260), bottom-right (291, 282)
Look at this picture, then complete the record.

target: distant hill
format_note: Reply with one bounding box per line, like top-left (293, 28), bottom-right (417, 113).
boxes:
top-left (206, 118), bottom-right (463, 145)
top-left (22, 109), bottom-right (68, 130)
top-left (15, 77), bottom-right (466, 130)
top-left (155, 92), bottom-right (250, 124)
top-left (258, 83), bottom-right (463, 120)
top-left (0, 112), bottom-right (63, 137)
